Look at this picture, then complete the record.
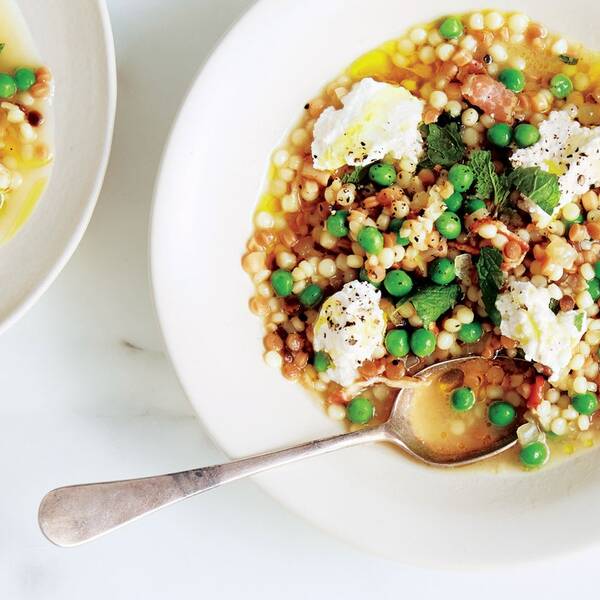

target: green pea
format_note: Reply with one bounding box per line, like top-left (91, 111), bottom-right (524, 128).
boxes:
top-left (347, 396), bottom-right (374, 424)
top-left (594, 261), bottom-right (600, 279)
top-left (0, 73), bottom-right (16, 98)
top-left (487, 123), bottom-right (512, 147)
top-left (458, 322), bottom-right (483, 344)
top-left (439, 16), bottom-right (463, 39)
top-left (587, 278), bottom-right (600, 302)
top-left (572, 392), bottom-right (598, 415)
top-left (270, 269), bottom-right (294, 297)
top-left (385, 329), bottom-right (410, 357)
top-left (326, 210), bottom-right (349, 238)
top-left (14, 67), bottom-right (36, 91)
top-left (448, 164), bottom-right (474, 192)
top-left (357, 226), bottom-right (384, 255)
top-left (488, 401), bottom-right (516, 427)
top-left (429, 257), bottom-right (455, 285)
top-left (435, 211), bottom-right (462, 240)
top-left (410, 329), bottom-right (436, 357)
top-left (389, 218), bottom-right (410, 246)
top-left (465, 198), bottom-right (486, 213)
top-left (313, 351), bottom-right (332, 373)
top-left (451, 387), bottom-right (476, 412)
top-left (384, 269), bottom-right (413, 297)
top-left (369, 163), bottom-right (397, 187)
top-left (359, 267), bottom-right (381, 289)
top-left (498, 67), bottom-right (525, 93)
top-left (444, 191), bottom-right (463, 212)
top-left (514, 123), bottom-right (540, 148)
top-left (550, 73), bottom-right (573, 99)
top-left (298, 284), bottom-right (323, 308)
top-left (519, 441), bottom-right (548, 468)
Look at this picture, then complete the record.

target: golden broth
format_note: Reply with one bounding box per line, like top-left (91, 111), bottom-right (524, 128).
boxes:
top-left (408, 358), bottom-right (528, 458)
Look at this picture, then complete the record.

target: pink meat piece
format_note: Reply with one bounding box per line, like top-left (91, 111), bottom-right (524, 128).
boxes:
top-left (461, 73), bottom-right (517, 123)
top-left (457, 60), bottom-right (486, 82)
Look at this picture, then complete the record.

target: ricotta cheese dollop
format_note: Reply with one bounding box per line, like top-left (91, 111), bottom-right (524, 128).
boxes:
top-left (313, 280), bottom-right (386, 387)
top-left (311, 77), bottom-right (424, 171)
top-left (496, 281), bottom-right (587, 383)
top-left (511, 110), bottom-right (600, 225)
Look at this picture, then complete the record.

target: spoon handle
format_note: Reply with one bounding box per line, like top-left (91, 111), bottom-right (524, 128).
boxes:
top-left (38, 425), bottom-right (387, 547)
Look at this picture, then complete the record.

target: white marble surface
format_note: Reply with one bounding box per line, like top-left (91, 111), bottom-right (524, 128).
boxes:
top-left (2, 0), bottom-right (600, 597)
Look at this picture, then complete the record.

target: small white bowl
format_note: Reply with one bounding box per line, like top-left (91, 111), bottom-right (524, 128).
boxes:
top-left (151, 0), bottom-right (600, 566)
top-left (0, 0), bottom-right (116, 333)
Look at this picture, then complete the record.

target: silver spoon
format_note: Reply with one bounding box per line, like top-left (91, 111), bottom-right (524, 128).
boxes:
top-left (38, 356), bottom-right (522, 547)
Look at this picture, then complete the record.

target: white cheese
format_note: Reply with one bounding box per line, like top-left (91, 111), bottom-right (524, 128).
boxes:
top-left (511, 110), bottom-right (600, 225)
top-left (535, 401), bottom-right (555, 431)
top-left (419, 197), bottom-right (446, 233)
top-left (313, 280), bottom-right (386, 386)
top-left (496, 281), bottom-right (587, 382)
top-left (311, 77), bottom-right (424, 171)
top-left (516, 421), bottom-right (543, 447)
top-left (454, 253), bottom-right (473, 282)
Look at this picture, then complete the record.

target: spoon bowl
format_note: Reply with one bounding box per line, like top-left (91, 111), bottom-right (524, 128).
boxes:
top-left (384, 356), bottom-right (525, 466)
top-left (38, 356), bottom-right (528, 546)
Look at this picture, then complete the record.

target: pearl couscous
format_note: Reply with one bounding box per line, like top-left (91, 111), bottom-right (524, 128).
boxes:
top-left (243, 10), bottom-right (600, 469)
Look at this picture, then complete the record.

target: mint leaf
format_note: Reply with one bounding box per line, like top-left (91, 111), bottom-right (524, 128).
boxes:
top-left (476, 247), bottom-right (504, 326)
top-left (468, 150), bottom-right (510, 207)
top-left (575, 312), bottom-right (584, 331)
top-left (341, 165), bottom-right (368, 184)
top-left (559, 54), bottom-right (578, 65)
top-left (510, 166), bottom-right (561, 215)
top-left (0, 43), bottom-right (5, 54)
top-left (493, 173), bottom-right (510, 207)
top-left (424, 122), bottom-right (465, 168)
top-left (407, 284), bottom-right (460, 326)
top-left (469, 151), bottom-right (495, 198)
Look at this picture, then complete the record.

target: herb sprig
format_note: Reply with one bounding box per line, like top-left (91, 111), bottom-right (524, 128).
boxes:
top-left (476, 248), bottom-right (504, 326)
top-left (510, 166), bottom-right (561, 215)
top-left (468, 150), bottom-right (510, 208)
top-left (423, 122), bottom-right (465, 168)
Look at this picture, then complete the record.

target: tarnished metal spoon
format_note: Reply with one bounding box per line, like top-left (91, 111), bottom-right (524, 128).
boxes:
top-left (38, 356), bottom-right (522, 547)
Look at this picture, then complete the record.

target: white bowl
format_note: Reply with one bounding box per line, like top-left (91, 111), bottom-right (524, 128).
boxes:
top-left (151, 0), bottom-right (600, 566)
top-left (0, 0), bottom-right (116, 333)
